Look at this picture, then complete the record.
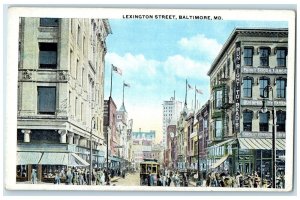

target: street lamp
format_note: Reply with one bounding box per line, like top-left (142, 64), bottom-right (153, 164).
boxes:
top-left (89, 116), bottom-right (96, 185)
top-left (261, 84), bottom-right (276, 188)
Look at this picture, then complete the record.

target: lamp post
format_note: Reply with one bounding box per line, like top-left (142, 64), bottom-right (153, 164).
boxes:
top-left (89, 116), bottom-right (95, 185)
top-left (261, 84), bottom-right (276, 188)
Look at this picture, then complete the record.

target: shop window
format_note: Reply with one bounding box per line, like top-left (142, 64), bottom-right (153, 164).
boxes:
top-left (39, 43), bottom-right (57, 68)
top-left (40, 18), bottom-right (59, 27)
top-left (244, 47), bottom-right (253, 66)
top-left (276, 78), bottom-right (286, 98)
top-left (277, 111), bottom-right (286, 132)
top-left (259, 112), bottom-right (269, 131)
top-left (37, 86), bottom-right (56, 114)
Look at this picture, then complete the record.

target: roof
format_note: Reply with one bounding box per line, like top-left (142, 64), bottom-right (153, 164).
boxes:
top-left (207, 28), bottom-right (288, 76)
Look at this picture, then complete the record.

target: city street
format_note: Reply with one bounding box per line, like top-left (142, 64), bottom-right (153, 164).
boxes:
top-left (111, 172), bottom-right (140, 186)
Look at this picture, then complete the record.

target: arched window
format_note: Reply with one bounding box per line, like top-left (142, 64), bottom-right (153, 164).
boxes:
top-left (277, 111), bottom-right (286, 132)
top-left (243, 77), bottom-right (253, 98)
top-left (243, 47), bottom-right (253, 66)
top-left (259, 76), bottom-right (270, 98)
top-left (276, 77), bottom-right (287, 98)
top-left (259, 47), bottom-right (270, 66)
top-left (243, 110), bottom-right (253, 131)
top-left (259, 111), bottom-right (270, 131)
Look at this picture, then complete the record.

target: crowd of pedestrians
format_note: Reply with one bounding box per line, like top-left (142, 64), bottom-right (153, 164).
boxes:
top-left (203, 170), bottom-right (285, 188)
top-left (30, 167), bottom-right (127, 185)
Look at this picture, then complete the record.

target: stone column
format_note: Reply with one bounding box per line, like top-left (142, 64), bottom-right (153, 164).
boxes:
top-left (21, 129), bottom-right (31, 143)
top-left (67, 132), bottom-right (74, 144)
top-left (79, 137), bottom-right (87, 147)
top-left (74, 135), bottom-right (80, 145)
top-left (58, 130), bottom-right (67, 143)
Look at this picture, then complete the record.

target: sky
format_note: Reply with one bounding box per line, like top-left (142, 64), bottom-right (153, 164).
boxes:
top-left (103, 19), bottom-right (288, 143)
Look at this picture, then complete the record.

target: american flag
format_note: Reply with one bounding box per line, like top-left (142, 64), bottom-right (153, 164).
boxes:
top-left (187, 83), bottom-right (193, 90)
top-left (196, 88), bottom-right (203, 94)
top-left (112, 64), bottom-right (122, 75)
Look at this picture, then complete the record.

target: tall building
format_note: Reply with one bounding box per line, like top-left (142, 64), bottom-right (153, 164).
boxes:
top-left (162, 97), bottom-right (182, 148)
top-left (17, 17), bottom-right (111, 182)
top-left (207, 28), bottom-right (287, 178)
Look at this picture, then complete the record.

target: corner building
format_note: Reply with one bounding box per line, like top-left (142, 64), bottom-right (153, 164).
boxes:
top-left (17, 18), bottom-right (111, 182)
top-left (207, 28), bottom-right (287, 178)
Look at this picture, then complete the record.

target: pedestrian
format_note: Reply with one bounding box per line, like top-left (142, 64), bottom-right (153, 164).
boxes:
top-left (31, 169), bottom-right (37, 184)
top-left (79, 172), bottom-right (85, 185)
top-left (54, 173), bottom-right (61, 184)
top-left (66, 168), bottom-right (73, 185)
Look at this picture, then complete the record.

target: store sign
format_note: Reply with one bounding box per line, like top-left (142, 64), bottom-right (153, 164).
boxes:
top-left (240, 131), bottom-right (286, 139)
top-left (235, 42), bottom-right (241, 133)
top-left (241, 99), bottom-right (286, 107)
top-left (241, 67), bottom-right (287, 75)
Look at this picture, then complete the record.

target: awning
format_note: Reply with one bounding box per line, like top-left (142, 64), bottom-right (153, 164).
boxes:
top-left (17, 152), bottom-right (43, 165)
top-left (69, 153), bottom-right (90, 167)
top-left (238, 138), bottom-right (285, 150)
top-left (208, 138), bottom-right (236, 149)
top-left (211, 154), bottom-right (229, 169)
top-left (38, 152), bottom-right (69, 165)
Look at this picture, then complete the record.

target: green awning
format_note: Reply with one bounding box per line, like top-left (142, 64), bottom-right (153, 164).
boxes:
top-left (211, 154), bottom-right (229, 169)
top-left (238, 138), bottom-right (285, 150)
top-left (38, 152), bottom-right (69, 165)
top-left (17, 152), bottom-right (43, 165)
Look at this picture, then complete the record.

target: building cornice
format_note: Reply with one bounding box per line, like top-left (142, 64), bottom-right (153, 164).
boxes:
top-left (207, 28), bottom-right (288, 76)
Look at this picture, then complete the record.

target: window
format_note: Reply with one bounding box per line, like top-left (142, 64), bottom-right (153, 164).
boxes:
top-left (215, 90), bottom-right (223, 109)
top-left (37, 87), bottom-right (56, 114)
top-left (39, 43), bottom-right (57, 68)
top-left (259, 112), bottom-right (269, 131)
top-left (277, 111), bottom-right (286, 132)
top-left (244, 47), bottom-right (253, 66)
top-left (243, 77), bottom-right (253, 98)
top-left (259, 47), bottom-right (270, 66)
top-left (243, 111), bottom-right (253, 131)
top-left (277, 48), bottom-right (287, 67)
top-left (276, 78), bottom-right (286, 98)
top-left (40, 18), bottom-right (59, 27)
top-left (260, 77), bottom-right (269, 98)
top-left (77, 25), bottom-right (81, 46)
top-left (215, 120), bottom-right (222, 138)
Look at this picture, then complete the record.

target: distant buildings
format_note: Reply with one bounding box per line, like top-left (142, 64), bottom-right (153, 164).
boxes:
top-left (131, 130), bottom-right (160, 169)
top-left (162, 97), bottom-right (182, 149)
top-left (17, 17), bottom-right (111, 181)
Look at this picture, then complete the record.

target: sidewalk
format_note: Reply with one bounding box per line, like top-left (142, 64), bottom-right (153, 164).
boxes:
top-left (189, 179), bottom-right (206, 187)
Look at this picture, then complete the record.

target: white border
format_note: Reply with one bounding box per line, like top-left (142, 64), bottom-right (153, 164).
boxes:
top-left (4, 7), bottom-right (296, 193)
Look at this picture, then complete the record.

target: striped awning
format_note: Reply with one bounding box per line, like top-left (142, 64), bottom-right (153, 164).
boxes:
top-left (69, 153), bottom-right (90, 167)
top-left (17, 152), bottom-right (43, 165)
top-left (208, 138), bottom-right (236, 149)
top-left (238, 138), bottom-right (285, 150)
top-left (38, 152), bottom-right (69, 165)
top-left (211, 154), bottom-right (229, 169)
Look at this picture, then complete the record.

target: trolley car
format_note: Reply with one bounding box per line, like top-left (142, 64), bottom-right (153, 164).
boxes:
top-left (139, 159), bottom-right (160, 186)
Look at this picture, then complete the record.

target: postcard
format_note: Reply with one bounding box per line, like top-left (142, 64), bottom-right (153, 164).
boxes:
top-left (4, 7), bottom-right (295, 192)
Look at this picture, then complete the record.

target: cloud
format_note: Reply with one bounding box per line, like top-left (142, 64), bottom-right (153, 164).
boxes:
top-left (178, 34), bottom-right (222, 60)
top-left (163, 55), bottom-right (210, 80)
top-left (106, 52), bottom-right (159, 78)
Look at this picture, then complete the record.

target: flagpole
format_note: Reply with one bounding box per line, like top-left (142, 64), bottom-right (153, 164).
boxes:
top-left (122, 81), bottom-right (125, 105)
top-left (194, 85), bottom-right (196, 111)
top-left (185, 79), bottom-right (187, 107)
top-left (110, 64), bottom-right (113, 98)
